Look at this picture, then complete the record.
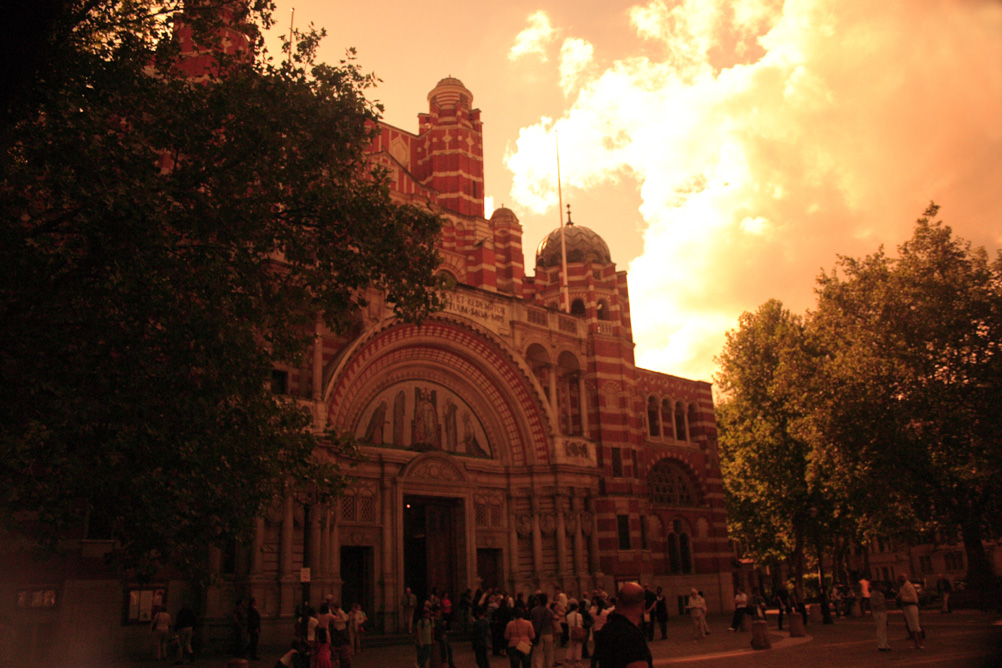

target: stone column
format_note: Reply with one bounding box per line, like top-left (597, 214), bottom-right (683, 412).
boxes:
top-left (562, 375), bottom-right (573, 435)
top-left (531, 497), bottom-right (543, 583)
top-left (586, 496), bottom-right (602, 577)
top-left (572, 498), bottom-right (586, 577)
top-left (329, 501), bottom-right (343, 603)
top-left (318, 506), bottom-right (329, 581)
top-left (381, 479), bottom-right (396, 632)
top-left (251, 516), bottom-right (265, 576)
top-left (548, 367), bottom-right (559, 434)
top-left (555, 496), bottom-right (568, 580)
top-left (279, 495), bottom-right (297, 616)
top-left (578, 376), bottom-right (589, 437)
top-left (308, 504), bottom-right (321, 603)
top-left (508, 507), bottom-right (521, 591)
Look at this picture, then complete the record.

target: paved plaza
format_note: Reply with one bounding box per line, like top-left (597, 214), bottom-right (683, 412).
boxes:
top-left (140, 610), bottom-right (1001, 668)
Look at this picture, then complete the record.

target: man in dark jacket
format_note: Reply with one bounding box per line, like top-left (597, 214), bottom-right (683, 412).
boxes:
top-left (594, 583), bottom-right (652, 668)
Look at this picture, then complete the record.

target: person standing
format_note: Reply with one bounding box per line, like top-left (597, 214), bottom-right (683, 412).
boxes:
top-left (858, 575), bottom-right (871, 614)
top-left (174, 602), bottom-right (195, 665)
top-left (472, 607), bottom-right (491, 668)
top-left (870, 583), bottom-right (892, 652)
top-left (246, 598), bottom-right (261, 661)
top-left (151, 604), bottom-right (172, 661)
top-left (330, 602), bottom-right (353, 667)
top-left (231, 599), bottom-right (247, 657)
top-left (441, 592), bottom-right (453, 625)
top-left (654, 588), bottom-right (668, 640)
top-left (685, 589), bottom-right (707, 640)
top-left (402, 587), bottom-right (418, 634)
top-left (415, 608), bottom-right (436, 668)
top-left (589, 596), bottom-right (612, 668)
top-left (316, 603), bottom-right (334, 644)
top-left (504, 607), bottom-right (535, 668)
top-left (529, 593), bottom-right (556, 668)
top-left (773, 587), bottom-right (790, 631)
top-left (594, 582), bottom-right (653, 668)
top-left (728, 588), bottom-right (747, 631)
top-left (459, 589), bottom-right (473, 631)
top-left (348, 602), bottom-right (367, 655)
top-left (897, 573), bottom-right (924, 649)
top-left (641, 584), bottom-right (656, 642)
top-left (937, 574), bottom-right (952, 613)
top-left (564, 601), bottom-right (586, 668)
top-left (552, 591), bottom-right (567, 648)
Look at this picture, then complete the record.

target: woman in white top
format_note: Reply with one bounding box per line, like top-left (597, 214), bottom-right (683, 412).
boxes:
top-left (151, 605), bottom-right (172, 661)
top-left (564, 601), bottom-right (585, 668)
top-left (687, 589), bottom-right (708, 640)
top-left (348, 603), bottom-right (367, 654)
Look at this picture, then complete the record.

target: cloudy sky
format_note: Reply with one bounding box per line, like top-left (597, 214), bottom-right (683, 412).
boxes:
top-left (268, 0), bottom-right (1002, 384)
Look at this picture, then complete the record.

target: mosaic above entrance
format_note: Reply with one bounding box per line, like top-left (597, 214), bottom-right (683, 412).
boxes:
top-left (356, 381), bottom-right (493, 459)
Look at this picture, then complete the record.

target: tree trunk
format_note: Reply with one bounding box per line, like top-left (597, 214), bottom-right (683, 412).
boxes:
top-left (960, 518), bottom-right (992, 589)
top-left (792, 523), bottom-right (805, 586)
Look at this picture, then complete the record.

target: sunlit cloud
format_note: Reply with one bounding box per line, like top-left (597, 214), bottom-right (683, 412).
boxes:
top-left (509, 11), bottom-right (557, 62)
top-left (506, 0), bottom-right (1002, 382)
top-left (559, 38), bottom-right (594, 95)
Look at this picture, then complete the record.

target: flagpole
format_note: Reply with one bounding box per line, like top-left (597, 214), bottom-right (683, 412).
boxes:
top-left (557, 132), bottom-right (570, 312)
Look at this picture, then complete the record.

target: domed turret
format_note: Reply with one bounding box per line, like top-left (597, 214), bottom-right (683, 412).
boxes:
top-left (489, 206), bottom-right (520, 227)
top-left (535, 222), bottom-right (611, 268)
top-left (428, 76), bottom-right (473, 111)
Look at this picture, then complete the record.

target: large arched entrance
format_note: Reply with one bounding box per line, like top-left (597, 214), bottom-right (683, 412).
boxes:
top-left (323, 317), bottom-right (553, 628)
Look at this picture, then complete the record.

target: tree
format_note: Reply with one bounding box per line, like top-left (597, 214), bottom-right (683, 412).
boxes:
top-left (0, 0), bottom-right (443, 580)
top-left (715, 299), bottom-right (816, 585)
top-left (808, 204), bottom-right (1002, 589)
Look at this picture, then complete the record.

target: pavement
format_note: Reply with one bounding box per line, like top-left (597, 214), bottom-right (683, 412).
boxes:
top-left (137, 610), bottom-right (1002, 668)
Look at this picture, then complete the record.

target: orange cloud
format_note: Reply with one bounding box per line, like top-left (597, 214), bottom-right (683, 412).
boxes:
top-left (506, 0), bottom-right (1002, 383)
top-left (509, 11), bottom-right (558, 62)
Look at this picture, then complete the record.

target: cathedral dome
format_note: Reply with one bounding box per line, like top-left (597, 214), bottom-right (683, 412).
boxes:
top-left (535, 222), bottom-right (612, 268)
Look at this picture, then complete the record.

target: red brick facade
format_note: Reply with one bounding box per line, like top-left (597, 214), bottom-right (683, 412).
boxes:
top-left (251, 76), bottom-right (735, 632)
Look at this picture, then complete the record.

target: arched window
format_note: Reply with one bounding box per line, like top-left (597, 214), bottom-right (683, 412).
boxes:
top-left (648, 460), bottom-right (697, 507)
top-left (667, 519), bottom-right (694, 575)
top-left (674, 401), bottom-right (687, 441)
top-left (570, 299), bottom-right (586, 316)
top-left (597, 299), bottom-right (609, 321)
top-left (667, 532), bottom-right (681, 573)
top-left (679, 531), bottom-right (693, 573)
top-left (647, 396), bottom-right (660, 438)
top-left (687, 403), bottom-right (698, 441)
top-left (661, 399), bottom-right (675, 439)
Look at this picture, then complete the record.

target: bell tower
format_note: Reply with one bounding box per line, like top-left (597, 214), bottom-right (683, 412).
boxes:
top-left (415, 77), bottom-right (485, 217)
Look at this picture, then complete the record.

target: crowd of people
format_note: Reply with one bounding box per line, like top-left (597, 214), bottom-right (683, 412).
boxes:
top-left (144, 570), bottom-right (942, 666)
top-left (405, 583), bottom-right (659, 668)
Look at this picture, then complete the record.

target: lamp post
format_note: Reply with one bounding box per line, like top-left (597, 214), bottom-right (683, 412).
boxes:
top-left (294, 481), bottom-right (321, 611)
top-left (810, 507), bottom-right (835, 624)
